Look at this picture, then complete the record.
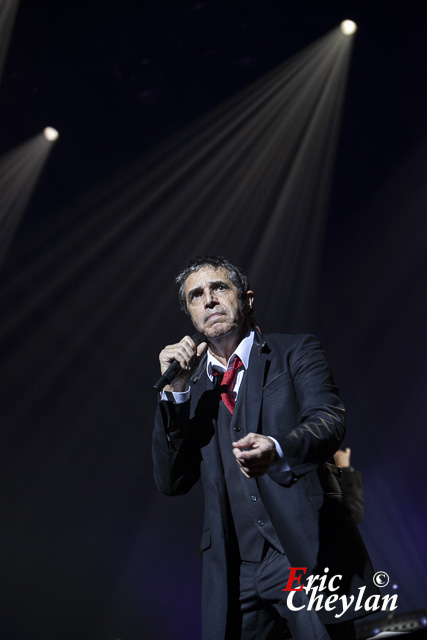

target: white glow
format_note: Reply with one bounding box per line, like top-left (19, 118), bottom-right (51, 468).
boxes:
top-left (43, 127), bottom-right (59, 141)
top-left (340, 20), bottom-right (357, 35)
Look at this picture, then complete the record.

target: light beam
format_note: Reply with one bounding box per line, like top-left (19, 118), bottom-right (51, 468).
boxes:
top-left (0, 0), bottom-right (20, 86)
top-left (0, 130), bottom-right (58, 267)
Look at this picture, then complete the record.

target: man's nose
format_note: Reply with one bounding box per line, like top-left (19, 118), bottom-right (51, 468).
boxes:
top-left (204, 291), bottom-right (217, 307)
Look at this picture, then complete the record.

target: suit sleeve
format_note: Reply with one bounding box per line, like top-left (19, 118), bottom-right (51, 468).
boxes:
top-left (277, 334), bottom-right (346, 478)
top-left (152, 399), bottom-right (201, 496)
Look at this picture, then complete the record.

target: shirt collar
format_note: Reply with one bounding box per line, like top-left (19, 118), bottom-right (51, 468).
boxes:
top-left (206, 331), bottom-right (254, 380)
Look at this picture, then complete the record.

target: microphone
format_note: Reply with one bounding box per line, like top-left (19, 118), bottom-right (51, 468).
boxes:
top-left (153, 331), bottom-right (207, 391)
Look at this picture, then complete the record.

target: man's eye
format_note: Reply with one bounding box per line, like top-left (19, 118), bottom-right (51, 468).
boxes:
top-left (216, 285), bottom-right (226, 291)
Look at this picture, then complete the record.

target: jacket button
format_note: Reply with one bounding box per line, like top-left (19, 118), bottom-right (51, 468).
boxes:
top-left (251, 495), bottom-right (257, 502)
top-left (257, 519), bottom-right (265, 526)
top-left (234, 427), bottom-right (241, 432)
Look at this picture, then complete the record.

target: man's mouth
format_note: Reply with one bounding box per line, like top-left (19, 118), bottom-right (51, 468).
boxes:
top-left (205, 312), bottom-right (224, 322)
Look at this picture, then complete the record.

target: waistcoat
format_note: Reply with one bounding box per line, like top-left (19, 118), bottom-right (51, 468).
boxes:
top-left (216, 372), bottom-right (284, 562)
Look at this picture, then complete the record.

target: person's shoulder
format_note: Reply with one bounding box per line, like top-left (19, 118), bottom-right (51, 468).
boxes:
top-left (262, 333), bottom-right (325, 363)
top-left (263, 332), bottom-right (321, 349)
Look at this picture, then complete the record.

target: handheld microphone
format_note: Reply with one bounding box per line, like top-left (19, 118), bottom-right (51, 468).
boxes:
top-left (153, 331), bottom-right (207, 391)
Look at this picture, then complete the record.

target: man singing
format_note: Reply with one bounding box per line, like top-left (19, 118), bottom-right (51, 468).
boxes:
top-left (152, 255), bottom-right (376, 640)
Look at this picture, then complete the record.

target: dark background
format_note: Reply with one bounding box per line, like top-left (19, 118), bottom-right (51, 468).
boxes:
top-left (1, 1), bottom-right (426, 638)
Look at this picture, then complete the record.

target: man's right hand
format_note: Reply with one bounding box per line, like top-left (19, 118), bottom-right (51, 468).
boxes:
top-left (159, 335), bottom-right (208, 393)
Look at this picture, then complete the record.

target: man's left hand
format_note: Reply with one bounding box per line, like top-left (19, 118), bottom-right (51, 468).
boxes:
top-left (232, 433), bottom-right (277, 478)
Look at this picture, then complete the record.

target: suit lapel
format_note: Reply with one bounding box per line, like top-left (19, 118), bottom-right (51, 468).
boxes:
top-left (193, 373), bottom-right (225, 489)
top-left (242, 344), bottom-right (268, 435)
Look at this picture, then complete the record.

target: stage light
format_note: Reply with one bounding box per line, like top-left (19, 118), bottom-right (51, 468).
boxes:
top-left (340, 20), bottom-right (357, 35)
top-left (43, 127), bottom-right (59, 141)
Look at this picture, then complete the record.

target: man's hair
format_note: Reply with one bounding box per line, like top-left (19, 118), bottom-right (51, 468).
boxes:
top-left (175, 255), bottom-right (254, 319)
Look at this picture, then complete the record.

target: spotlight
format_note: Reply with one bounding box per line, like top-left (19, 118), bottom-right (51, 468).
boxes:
top-left (340, 20), bottom-right (357, 35)
top-left (43, 127), bottom-right (59, 141)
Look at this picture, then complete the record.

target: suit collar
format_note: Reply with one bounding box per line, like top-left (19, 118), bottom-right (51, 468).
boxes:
top-left (242, 340), bottom-right (268, 435)
top-left (253, 325), bottom-right (267, 353)
top-left (206, 331), bottom-right (254, 378)
top-left (190, 326), bottom-right (268, 384)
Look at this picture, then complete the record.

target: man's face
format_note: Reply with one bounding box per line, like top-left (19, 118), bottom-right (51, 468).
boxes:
top-left (184, 266), bottom-right (253, 340)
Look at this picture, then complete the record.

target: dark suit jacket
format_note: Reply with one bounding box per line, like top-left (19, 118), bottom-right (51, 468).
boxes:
top-left (152, 332), bottom-right (377, 639)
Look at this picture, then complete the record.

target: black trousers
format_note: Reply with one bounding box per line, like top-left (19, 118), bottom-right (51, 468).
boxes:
top-left (236, 545), bottom-right (356, 640)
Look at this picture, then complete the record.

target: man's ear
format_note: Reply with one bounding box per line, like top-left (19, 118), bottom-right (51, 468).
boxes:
top-left (245, 290), bottom-right (254, 312)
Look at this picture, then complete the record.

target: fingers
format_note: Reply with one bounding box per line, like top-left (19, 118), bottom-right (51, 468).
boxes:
top-left (236, 456), bottom-right (274, 478)
top-left (158, 336), bottom-right (208, 393)
top-left (232, 433), bottom-right (277, 478)
top-left (232, 432), bottom-right (258, 449)
top-left (237, 458), bottom-right (272, 478)
top-left (196, 341), bottom-right (208, 357)
top-left (159, 335), bottom-right (199, 375)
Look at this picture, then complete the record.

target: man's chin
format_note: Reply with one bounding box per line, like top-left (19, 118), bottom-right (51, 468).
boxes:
top-left (204, 323), bottom-right (235, 340)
